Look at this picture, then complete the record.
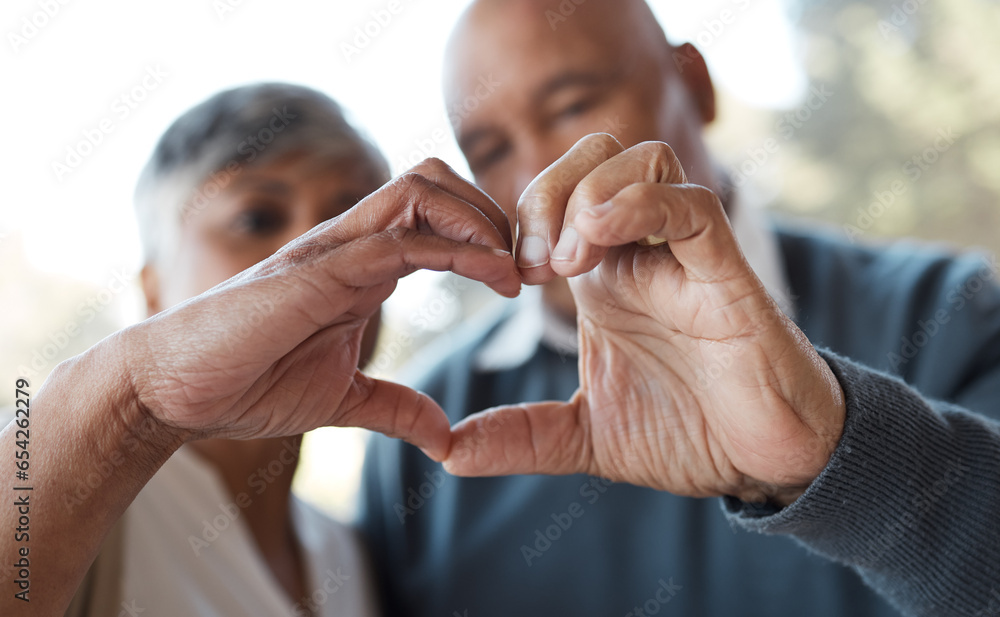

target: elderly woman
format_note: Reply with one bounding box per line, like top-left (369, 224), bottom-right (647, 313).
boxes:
top-left (72, 83), bottom-right (390, 616)
top-left (0, 74), bottom-right (517, 615)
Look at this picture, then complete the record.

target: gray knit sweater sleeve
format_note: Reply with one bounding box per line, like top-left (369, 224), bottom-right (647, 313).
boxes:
top-left (723, 350), bottom-right (1000, 616)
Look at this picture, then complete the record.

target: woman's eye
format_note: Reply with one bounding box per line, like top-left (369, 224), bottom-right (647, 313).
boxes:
top-left (232, 206), bottom-right (286, 235)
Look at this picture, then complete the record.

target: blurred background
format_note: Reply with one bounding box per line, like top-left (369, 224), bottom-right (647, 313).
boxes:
top-left (2, 0), bottom-right (998, 520)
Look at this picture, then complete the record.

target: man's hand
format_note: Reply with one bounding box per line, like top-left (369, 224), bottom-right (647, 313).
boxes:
top-left (124, 158), bottom-right (518, 461)
top-left (444, 135), bottom-right (846, 504)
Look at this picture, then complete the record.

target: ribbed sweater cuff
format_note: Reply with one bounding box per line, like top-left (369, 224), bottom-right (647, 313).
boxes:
top-left (721, 349), bottom-right (999, 614)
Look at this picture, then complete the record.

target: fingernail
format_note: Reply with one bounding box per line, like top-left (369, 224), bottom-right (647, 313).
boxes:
top-left (582, 200), bottom-right (614, 218)
top-left (492, 248), bottom-right (512, 258)
top-left (517, 235), bottom-right (550, 268)
top-left (550, 227), bottom-right (579, 262)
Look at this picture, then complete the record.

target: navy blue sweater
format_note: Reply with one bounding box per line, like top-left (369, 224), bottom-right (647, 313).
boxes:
top-left (360, 225), bottom-right (1000, 617)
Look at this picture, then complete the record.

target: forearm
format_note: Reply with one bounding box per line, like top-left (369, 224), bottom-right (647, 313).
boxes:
top-left (0, 331), bottom-right (186, 615)
top-left (725, 350), bottom-right (1000, 616)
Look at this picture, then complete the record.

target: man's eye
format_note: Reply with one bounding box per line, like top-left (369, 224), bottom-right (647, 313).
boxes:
top-left (232, 207), bottom-right (286, 235)
top-left (469, 142), bottom-right (511, 173)
top-left (555, 98), bottom-right (595, 120)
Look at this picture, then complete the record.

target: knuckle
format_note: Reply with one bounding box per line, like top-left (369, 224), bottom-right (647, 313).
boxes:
top-left (373, 228), bottom-right (421, 271)
top-left (689, 185), bottom-right (724, 212)
top-left (634, 140), bottom-right (677, 162)
top-left (393, 172), bottom-right (438, 215)
top-left (579, 132), bottom-right (625, 158)
top-left (567, 179), bottom-right (607, 211)
top-left (382, 226), bottom-right (413, 244)
top-left (632, 141), bottom-right (684, 181)
top-left (410, 157), bottom-right (453, 176)
top-left (394, 171), bottom-right (434, 195)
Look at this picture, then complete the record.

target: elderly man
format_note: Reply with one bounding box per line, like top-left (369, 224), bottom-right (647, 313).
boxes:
top-left (359, 1), bottom-right (1000, 616)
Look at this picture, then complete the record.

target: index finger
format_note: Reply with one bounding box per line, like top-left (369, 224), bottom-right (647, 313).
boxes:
top-left (515, 133), bottom-right (625, 285)
top-left (323, 158), bottom-right (514, 254)
top-left (549, 141), bottom-right (688, 278)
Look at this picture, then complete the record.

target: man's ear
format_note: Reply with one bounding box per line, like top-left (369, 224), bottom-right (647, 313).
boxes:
top-left (670, 42), bottom-right (716, 125)
top-left (140, 264), bottom-right (162, 318)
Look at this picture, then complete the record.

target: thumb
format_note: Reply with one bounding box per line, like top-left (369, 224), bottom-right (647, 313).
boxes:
top-left (337, 371), bottom-right (452, 462)
top-left (443, 399), bottom-right (590, 477)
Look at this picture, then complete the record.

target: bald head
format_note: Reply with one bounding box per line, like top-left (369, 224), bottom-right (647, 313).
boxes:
top-left (445, 0), bottom-right (673, 118)
top-left (442, 0), bottom-right (719, 221)
top-left (449, 0), bottom-right (671, 59)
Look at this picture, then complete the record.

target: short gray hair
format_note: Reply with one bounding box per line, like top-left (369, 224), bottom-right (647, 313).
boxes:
top-left (134, 82), bottom-right (390, 264)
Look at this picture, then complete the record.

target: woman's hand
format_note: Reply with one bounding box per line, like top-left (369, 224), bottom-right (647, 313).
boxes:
top-left (124, 158), bottom-right (518, 460)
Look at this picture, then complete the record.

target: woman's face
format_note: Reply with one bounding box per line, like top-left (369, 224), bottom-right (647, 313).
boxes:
top-left (142, 149), bottom-right (388, 363)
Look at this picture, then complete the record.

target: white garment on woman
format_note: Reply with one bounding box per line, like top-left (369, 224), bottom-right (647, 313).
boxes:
top-left (120, 445), bottom-right (377, 616)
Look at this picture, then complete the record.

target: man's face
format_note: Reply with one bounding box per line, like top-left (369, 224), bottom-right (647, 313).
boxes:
top-left (144, 150), bottom-right (386, 358)
top-left (445, 1), bottom-right (713, 225)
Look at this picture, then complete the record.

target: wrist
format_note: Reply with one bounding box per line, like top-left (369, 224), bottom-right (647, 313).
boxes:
top-left (45, 330), bottom-right (190, 471)
top-left (735, 336), bottom-right (847, 509)
top-left (733, 424), bottom-right (844, 508)
top-left (730, 476), bottom-right (808, 509)
top-left (14, 329), bottom-right (189, 615)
